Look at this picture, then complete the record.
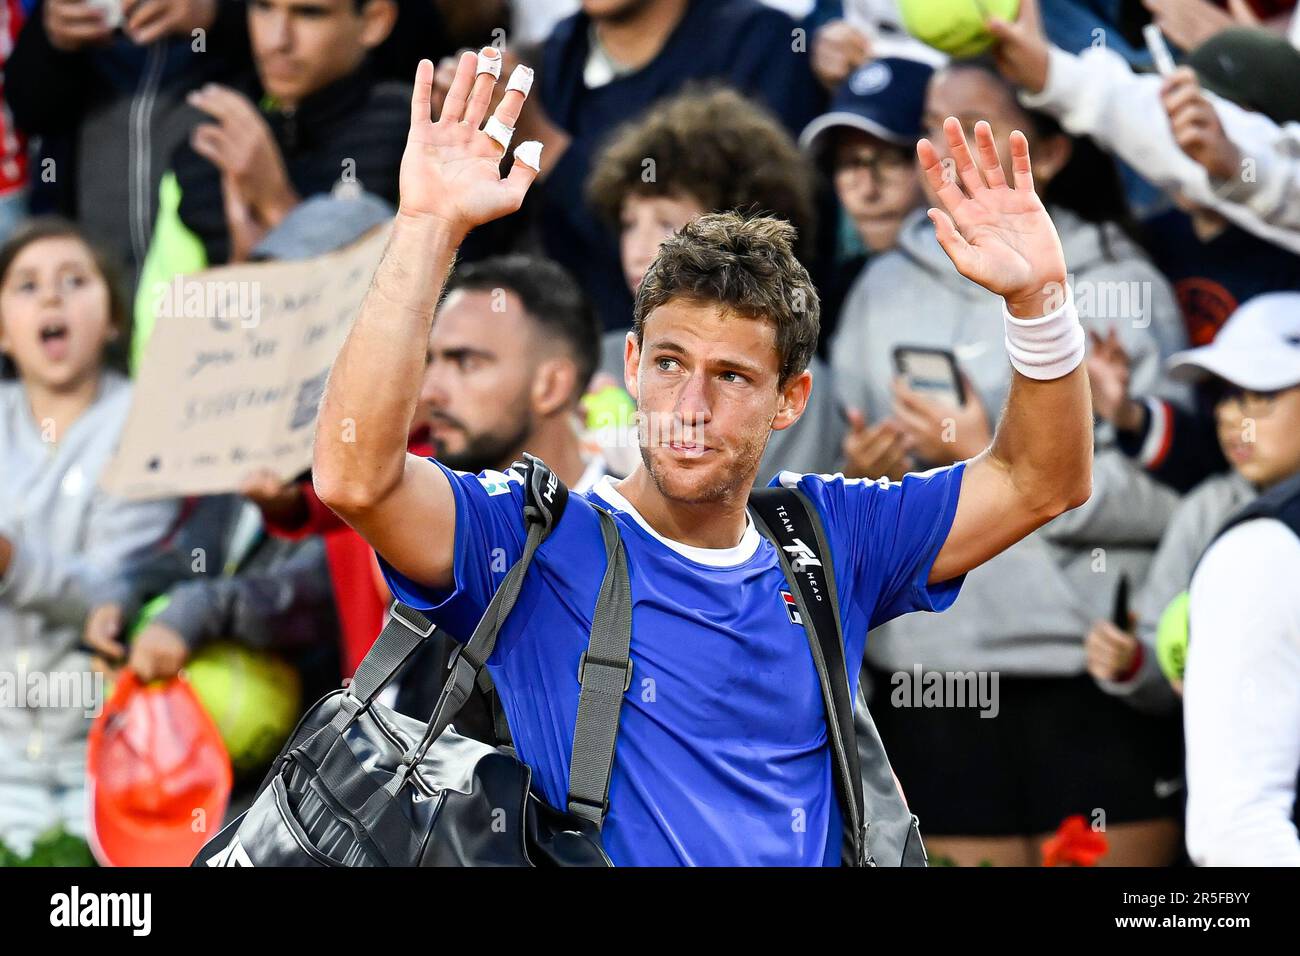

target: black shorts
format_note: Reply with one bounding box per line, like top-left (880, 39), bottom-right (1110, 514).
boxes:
top-left (864, 666), bottom-right (1184, 837)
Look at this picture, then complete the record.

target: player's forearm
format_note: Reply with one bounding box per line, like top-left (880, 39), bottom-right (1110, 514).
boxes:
top-left (314, 213), bottom-right (463, 511)
top-left (990, 363), bottom-right (1093, 520)
top-left (988, 286), bottom-right (1094, 519)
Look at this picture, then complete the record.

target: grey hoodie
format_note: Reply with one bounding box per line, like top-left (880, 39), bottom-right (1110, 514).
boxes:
top-left (0, 372), bottom-right (178, 786)
top-left (832, 206), bottom-right (1188, 675)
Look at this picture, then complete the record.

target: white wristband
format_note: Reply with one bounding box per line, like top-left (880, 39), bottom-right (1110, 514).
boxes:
top-left (1002, 284), bottom-right (1086, 380)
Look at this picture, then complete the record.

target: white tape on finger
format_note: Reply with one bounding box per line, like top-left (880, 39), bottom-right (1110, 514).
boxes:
top-left (514, 140), bottom-right (543, 172)
top-left (506, 65), bottom-right (534, 97)
top-left (476, 49), bottom-right (503, 79)
top-left (483, 115), bottom-right (514, 152)
top-left (1002, 284), bottom-right (1086, 380)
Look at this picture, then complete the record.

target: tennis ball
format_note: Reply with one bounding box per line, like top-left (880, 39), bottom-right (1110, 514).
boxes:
top-left (1155, 590), bottom-right (1190, 684)
top-left (897, 0), bottom-right (1020, 58)
top-left (184, 642), bottom-right (302, 777)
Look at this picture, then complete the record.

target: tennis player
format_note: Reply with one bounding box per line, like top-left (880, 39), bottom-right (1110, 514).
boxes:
top-left (313, 47), bottom-right (1093, 865)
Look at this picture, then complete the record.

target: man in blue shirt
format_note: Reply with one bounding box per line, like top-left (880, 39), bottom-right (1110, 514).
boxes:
top-left (313, 49), bottom-right (1095, 865)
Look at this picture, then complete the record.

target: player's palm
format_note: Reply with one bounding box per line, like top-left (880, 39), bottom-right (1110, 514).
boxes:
top-left (919, 118), bottom-right (1067, 312)
top-left (399, 51), bottom-right (538, 234)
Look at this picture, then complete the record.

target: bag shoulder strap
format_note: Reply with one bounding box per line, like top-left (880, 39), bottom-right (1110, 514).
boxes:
top-left (336, 456), bottom-right (565, 762)
top-left (344, 454), bottom-right (568, 712)
top-left (566, 506), bottom-right (633, 828)
top-left (748, 485), bottom-right (867, 866)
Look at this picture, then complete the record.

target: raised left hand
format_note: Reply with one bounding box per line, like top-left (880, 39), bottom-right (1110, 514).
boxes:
top-left (918, 118), bottom-right (1067, 317)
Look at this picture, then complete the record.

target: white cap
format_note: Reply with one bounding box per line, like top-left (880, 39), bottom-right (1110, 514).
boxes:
top-left (1167, 292), bottom-right (1300, 390)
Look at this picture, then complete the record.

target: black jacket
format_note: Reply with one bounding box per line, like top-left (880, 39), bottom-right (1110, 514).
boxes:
top-left (171, 66), bottom-right (408, 265)
top-left (8, 0), bottom-right (251, 279)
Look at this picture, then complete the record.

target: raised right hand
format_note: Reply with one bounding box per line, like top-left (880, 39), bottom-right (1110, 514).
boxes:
top-left (397, 49), bottom-right (540, 237)
top-left (811, 19), bottom-right (871, 93)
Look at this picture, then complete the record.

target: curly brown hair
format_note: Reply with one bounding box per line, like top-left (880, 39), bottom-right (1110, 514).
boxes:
top-left (634, 211), bottom-right (819, 387)
top-left (586, 84), bottom-right (818, 261)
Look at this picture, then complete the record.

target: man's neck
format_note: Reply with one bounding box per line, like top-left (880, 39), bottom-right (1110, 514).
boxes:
top-left (614, 464), bottom-right (753, 550)
top-left (501, 415), bottom-right (589, 490)
top-left (592, 0), bottom-right (690, 72)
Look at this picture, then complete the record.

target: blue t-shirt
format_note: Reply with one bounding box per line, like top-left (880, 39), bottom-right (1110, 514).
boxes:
top-left (381, 461), bottom-right (966, 866)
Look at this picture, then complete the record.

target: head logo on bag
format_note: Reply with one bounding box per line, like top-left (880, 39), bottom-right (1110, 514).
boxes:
top-left (782, 538), bottom-right (822, 573)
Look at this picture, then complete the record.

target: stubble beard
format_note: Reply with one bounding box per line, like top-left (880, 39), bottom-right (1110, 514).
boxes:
top-left (638, 422), bottom-right (771, 506)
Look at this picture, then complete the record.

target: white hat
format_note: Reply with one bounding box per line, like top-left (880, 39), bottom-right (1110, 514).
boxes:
top-left (1167, 293), bottom-right (1300, 390)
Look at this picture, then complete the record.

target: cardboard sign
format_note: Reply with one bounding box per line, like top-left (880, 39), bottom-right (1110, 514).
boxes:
top-left (101, 225), bottom-right (391, 500)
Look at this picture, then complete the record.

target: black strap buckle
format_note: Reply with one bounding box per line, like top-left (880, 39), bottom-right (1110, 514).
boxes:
top-left (577, 651), bottom-right (633, 692)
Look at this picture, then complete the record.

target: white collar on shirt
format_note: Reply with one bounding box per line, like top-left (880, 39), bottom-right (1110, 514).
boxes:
top-left (574, 454), bottom-right (607, 494)
top-left (590, 474), bottom-right (761, 567)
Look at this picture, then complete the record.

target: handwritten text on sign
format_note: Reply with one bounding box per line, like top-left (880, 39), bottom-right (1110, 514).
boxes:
top-left (101, 225), bottom-right (390, 499)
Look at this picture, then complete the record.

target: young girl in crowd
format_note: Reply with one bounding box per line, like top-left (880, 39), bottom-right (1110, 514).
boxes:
top-left (0, 218), bottom-right (176, 856)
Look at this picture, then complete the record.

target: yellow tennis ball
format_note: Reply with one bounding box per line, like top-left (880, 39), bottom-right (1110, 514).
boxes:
top-left (184, 642), bottom-right (301, 777)
top-left (1155, 591), bottom-right (1190, 684)
top-left (898, 0), bottom-right (1020, 58)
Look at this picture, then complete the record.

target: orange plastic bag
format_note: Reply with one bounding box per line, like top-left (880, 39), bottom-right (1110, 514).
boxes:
top-left (87, 669), bottom-right (233, 867)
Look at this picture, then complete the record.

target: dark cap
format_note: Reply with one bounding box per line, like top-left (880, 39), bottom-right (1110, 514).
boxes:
top-left (1189, 27), bottom-right (1300, 125)
top-left (800, 57), bottom-right (935, 153)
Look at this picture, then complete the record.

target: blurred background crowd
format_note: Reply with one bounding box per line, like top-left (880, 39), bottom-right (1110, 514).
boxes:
top-left (1, 0), bottom-right (1299, 867)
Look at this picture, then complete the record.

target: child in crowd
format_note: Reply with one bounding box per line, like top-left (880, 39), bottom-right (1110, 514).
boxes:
top-left (0, 218), bottom-right (177, 855)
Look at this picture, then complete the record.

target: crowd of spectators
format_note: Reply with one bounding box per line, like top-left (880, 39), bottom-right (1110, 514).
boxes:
top-left (2, 0), bottom-right (1299, 866)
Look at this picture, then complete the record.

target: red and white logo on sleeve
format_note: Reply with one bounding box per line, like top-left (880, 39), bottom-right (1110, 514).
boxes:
top-left (781, 590), bottom-right (802, 626)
